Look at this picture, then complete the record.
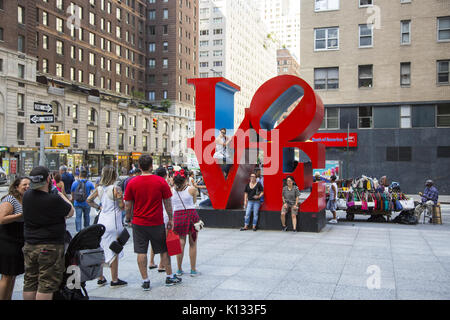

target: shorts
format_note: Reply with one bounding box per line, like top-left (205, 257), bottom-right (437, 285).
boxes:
top-left (22, 243), bottom-right (65, 294)
top-left (281, 204), bottom-right (299, 215)
top-left (132, 224), bottom-right (167, 255)
top-left (327, 199), bottom-right (337, 211)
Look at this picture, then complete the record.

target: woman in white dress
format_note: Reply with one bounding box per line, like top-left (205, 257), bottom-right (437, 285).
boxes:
top-left (87, 166), bottom-right (127, 288)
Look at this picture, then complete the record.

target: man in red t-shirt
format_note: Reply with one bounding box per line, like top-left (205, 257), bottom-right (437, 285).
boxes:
top-left (124, 155), bottom-right (181, 290)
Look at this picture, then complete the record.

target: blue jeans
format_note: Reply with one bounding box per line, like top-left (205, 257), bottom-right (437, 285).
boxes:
top-left (245, 200), bottom-right (261, 226)
top-left (75, 206), bottom-right (91, 232)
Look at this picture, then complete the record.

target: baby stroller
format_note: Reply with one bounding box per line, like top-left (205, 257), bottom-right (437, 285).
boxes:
top-left (53, 224), bottom-right (106, 300)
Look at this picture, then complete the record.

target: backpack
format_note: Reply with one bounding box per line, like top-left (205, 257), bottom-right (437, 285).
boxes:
top-left (73, 180), bottom-right (88, 202)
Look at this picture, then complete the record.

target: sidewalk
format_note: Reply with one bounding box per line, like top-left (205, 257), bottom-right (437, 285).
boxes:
top-left (10, 208), bottom-right (450, 300)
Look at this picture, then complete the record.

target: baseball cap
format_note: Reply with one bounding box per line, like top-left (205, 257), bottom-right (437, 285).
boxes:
top-left (29, 166), bottom-right (50, 190)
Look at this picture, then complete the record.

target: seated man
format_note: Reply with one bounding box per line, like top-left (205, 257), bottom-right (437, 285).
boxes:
top-left (414, 180), bottom-right (438, 222)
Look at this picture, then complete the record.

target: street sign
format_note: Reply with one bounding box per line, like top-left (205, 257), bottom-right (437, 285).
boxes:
top-left (34, 102), bottom-right (53, 113)
top-left (30, 114), bottom-right (55, 124)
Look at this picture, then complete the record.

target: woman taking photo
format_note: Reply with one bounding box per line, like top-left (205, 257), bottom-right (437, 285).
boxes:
top-left (87, 166), bottom-right (127, 288)
top-left (0, 177), bottom-right (31, 300)
top-left (172, 170), bottom-right (201, 277)
top-left (281, 176), bottom-right (301, 232)
top-left (241, 173), bottom-right (264, 231)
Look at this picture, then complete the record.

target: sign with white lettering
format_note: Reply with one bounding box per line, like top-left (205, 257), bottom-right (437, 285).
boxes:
top-left (30, 115), bottom-right (55, 124)
top-left (34, 102), bottom-right (53, 113)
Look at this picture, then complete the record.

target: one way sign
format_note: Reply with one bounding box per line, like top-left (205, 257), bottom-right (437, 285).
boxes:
top-left (34, 102), bottom-right (53, 113)
top-left (30, 115), bottom-right (55, 124)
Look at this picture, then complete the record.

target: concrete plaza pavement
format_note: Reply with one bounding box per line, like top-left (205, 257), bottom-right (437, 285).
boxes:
top-left (9, 206), bottom-right (450, 300)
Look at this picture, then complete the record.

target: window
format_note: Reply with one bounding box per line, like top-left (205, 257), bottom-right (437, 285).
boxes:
top-left (386, 147), bottom-right (412, 161)
top-left (119, 114), bottom-right (126, 127)
top-left (42, 35), bottom-right (49, 49)
top-left (163, 9), bottom-right (168, 19)
top-left (200, 72), bottom-right (208, 78)
top-left (213, 61), bottom-right (223, 67)
top-left (163, 42), bottom-right (168, 51)
top-left (56, 0), bottom-right (63, 10)
top-left (78, 69), bottom-right (83, 82)
top-left (213, 17), bottom-right (223, 24)
top-left (400, 62), bottom-right (411, 87)
top-left (88, 130), bottom-right (95, 147)
top-left (163, 58), bottom-right (168, 68)
top-left (437, 17), bottom-right (450, 41)
top-left (116, 26), bottom-right (121, 39)
top-left (314, 67), bottom-right (339, 90)
top-left (78, 48), bottom-right (83, 62)
top-left (72, 129), bottom-right (78, 143)
top-left (200, 51), bottom-right (208, 57)
top-left (105, 132), bottom-right (110, 146)
top-left (18, 64), bottom-right (25, 79)
top-left (358, 106), bottom-right (373, 128)
top-left (89, 12), bottom-right (95, 25)
top-left (0, 59), bottom-right (3, 72)
top-left (437, 104), bottom-right (450, 127)
top-left (17, 123), bottom-right (24, 142)
top-left (401, 20), bottom-right (411, 45)
top-left (42, 59), bottom-right (48, 73)
top-left (116, 81), bottom-right (121, 93)
top-left (0, 27), bottom-right (3, 41)
top-left (89, 32), bottom-right (95, 46)
top-left (359, 0), bottom-right (372, 6)
top-left (56, 40), bottom-right (64, 55)
top-left (149, 59), bottom-right (156, 68)
top-left (200, 62), bottom-right (208, 68)
top-left (148, 91), bottom-right (155, 101)
top-left (437, 146), bottom-right (450, 158)
top-left (213, 39), bottom-right (223, 46)
top-left (18, 6), bottom-right (25, 24)
top-left (374, 106), bottom-right (399, 128)
top-left (319, 108), bottom-right (339, 129)
top-left (70, 67), bottom-right (75, 80)
top-left (17, 93), bottom-right (25, 110)
top-left (56, 63), bottom-right (63, 77)
top-left (437, 60), bottom-right (449, 84)
top-left (56, 18), bottom-right (63, 33)
top-left (359, 24), bottom-right (373, 47)
top-left (116, 63), bottom-right (121, 75)
top-left (213, 29), bottom-right (223, 35)
top-left (70, 46), bottom-right (76, 59)
top-left (89, 73), bottom-right (95, 86)
top-left (200, 40), bottom-right (209, 47)
top-left (143, 136), bottom-right (148, 151)
top-left (163, 90), bottom-right (168, 99)
top-left (18, 35), bottom-right (25, 53)
top-left (358, 65), bottom-right (373, 88)
top-left (315, 0), bottom-right (339, 11)
top-left (200, 30), bottom-right (209, 36)
top-left (116, 7), bottom-right (121, 20)
top-left (213, 50), bottom-right (222, 57)
top-left (400, 105), bottom-right (411, 128)
top-left (42, 11), bottom-right (48, 26)
top-left (314, 27), bottom-right (339, 50)
top-left (116, 44), bottom-right (121, 56)
top-left (412, 105), bottom-right (435, 127)
top-left (88, 108), bottom-right (96, 122)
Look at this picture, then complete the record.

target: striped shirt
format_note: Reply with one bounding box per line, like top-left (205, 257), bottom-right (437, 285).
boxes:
top-left (1, 195), bottom-right (23, 215)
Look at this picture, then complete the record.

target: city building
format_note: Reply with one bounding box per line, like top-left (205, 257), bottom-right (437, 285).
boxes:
top-left (277, 48), bottom-right (300, 76)
top-left (256, 0), bottom-right (301, 64)
top-left (198, 0), bottom-right (278, 129)
top-left (0, 0), bottom-right (194, 176)
top-left (300, 0), bottom-right (450, 193)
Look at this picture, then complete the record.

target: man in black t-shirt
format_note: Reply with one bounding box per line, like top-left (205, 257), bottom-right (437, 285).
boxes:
top-left (22, 166), bottom-right (74, 300)
top-left (241, 173), bottom-right (264, 231)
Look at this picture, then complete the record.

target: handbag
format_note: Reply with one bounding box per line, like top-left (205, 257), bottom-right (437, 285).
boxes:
top-left (367, 193), bottom-right (375, 208)
top-left (361, 193), bottom-right (368, 210)
top-left (347, 192), bottom-right (355, 207)
top-left (354, 192), bottom-right (362, 207)
top-left (166, 230), bottom-right (182, 256)
top-left (337, 198), bottom-right (347, 210)
top-left (399, 199), bottom-right (415, 210)
top-left (395, 200), bottom-right (403, 211)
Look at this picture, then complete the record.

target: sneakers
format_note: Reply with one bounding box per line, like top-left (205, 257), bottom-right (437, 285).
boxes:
top-left (110, 279), bottom-right (128, 288)
top-left (142, 281), bottom-right (151, 291)
top-left (190, 270), bottom-right (201, 277)
top-left (328, 219), bottom-right (338, 224)
top-left (176, 270), bottom-right (184, 276)
top-left (165, 275), bottom-right (182, 286)
top-left (97, 278), bottom-right (107, 286)
top-left (282, 226), bottom-right (288, 232)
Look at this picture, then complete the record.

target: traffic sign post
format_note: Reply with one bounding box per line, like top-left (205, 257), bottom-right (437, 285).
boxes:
top-left (30, 115), bottom-right (55, 124)
top-left (33, 102), bottom-right (53, 113)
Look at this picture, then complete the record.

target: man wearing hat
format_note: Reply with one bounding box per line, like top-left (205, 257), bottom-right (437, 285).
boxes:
top-left (22, 166), bottom-right (74, 300)
top-left (415, 180), bottom-right (439, 222)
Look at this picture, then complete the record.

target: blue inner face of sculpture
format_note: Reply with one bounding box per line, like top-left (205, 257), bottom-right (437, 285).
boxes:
top-left (259, 85), bottom-right (304, 131)
top-left (215, 81), bottom-right (239, 137)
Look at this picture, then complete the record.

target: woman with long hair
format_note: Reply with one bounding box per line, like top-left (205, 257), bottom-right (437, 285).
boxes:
top-left (281, 176), bottom-right (301, 232)
top-left (87, 166), bottom-right (127, 288)
top-left (52, 172), bottom-right (67, 199)
top-left (171, 170), bottom-right (201, 277)
top-left (0, 177), bottom-right (31, 300)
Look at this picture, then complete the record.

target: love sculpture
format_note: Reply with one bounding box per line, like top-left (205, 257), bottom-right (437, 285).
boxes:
top-left (188, 75), bottom-right (327, 231)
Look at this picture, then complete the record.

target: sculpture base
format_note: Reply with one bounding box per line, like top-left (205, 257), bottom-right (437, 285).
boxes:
top-left (197, 208), bottom-right (326, 233)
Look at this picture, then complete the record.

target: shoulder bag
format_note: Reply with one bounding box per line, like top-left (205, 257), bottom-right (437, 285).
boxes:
top-left (176, 187), bottom-right (204, 232)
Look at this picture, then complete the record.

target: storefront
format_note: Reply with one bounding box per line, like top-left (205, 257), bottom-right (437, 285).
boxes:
top-left (152, 153), bottom-right (161, 167)
top-left (131, 152), bottom-right (142, 169)
top-left (161, 152), bottom-right (172, 166)
top-left (102, 151), bottom-right (118, 169)
top-left (44, 148), bottom-right (68, 173)
top-left (9, 147), bottom-right (38, 176)
top-left (0, 146), bottom-right (9, 170)
top-left (87, 151), bottom-right (102, 176)
top-left (118, 152), bottom-right (131, 175)
top-left (66, 149), bottom-right (84, 173)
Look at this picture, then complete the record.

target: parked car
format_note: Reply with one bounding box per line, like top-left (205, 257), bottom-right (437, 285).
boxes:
top-left (0, 167), bottom-right (7, 185)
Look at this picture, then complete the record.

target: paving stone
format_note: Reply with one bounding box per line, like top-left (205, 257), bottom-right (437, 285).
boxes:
top-left (332, 285), bottom-right (396, 300)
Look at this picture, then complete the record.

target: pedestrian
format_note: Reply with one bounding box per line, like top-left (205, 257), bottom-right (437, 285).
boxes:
top-left (241, 173), bottom-right (264, 231)
top-left (0, 177), bottom-right (31, 300)
top-left (60, 165), bottom-right (75, 201)
top-left (281, 176), bottom-right (301, 232)
top-left (327, 175), bottom-right (338, 224)
top-left (213, 128), bottom-right (233, 178)
top-left (71, 170), bottom-right (95, 232)
top-left (171, 169), bottom-right (201, 277)
top-left (124, 155), bottom-right (181, 291)
top-left (415, 180), bottom-right (439, 222)
top-left (52, 172), bottom-right (68, 200)
top-left (149, 167), bottom-right (169, 272)
top-left (22, 166), bottom-right (74, 300)
top-left (87, 166), bottom-right (127, 288)
top-left (75, 166), bottom-right (80, 179)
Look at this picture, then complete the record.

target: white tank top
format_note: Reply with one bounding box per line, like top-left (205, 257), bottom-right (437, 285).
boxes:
top-left (171, 187), bottom-right (196, 212)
